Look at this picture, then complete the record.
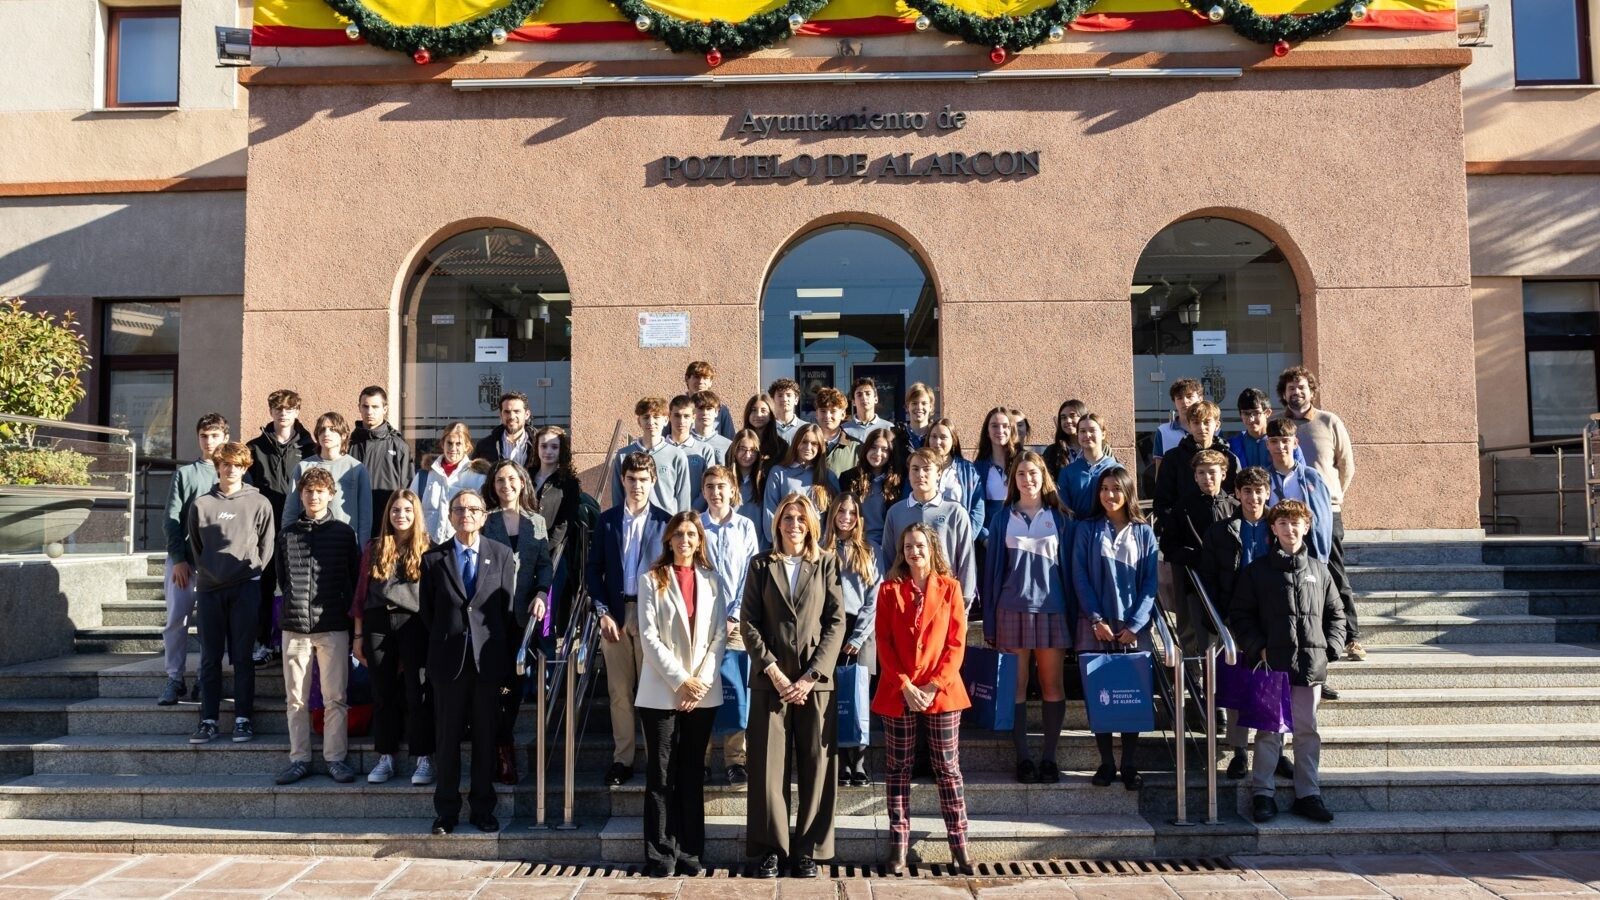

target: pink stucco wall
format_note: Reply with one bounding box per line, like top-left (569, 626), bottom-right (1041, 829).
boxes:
top-left (241, 65), bottom-right (1475, 530)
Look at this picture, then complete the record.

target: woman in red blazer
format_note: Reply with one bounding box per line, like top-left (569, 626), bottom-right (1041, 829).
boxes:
top-left (872, 523), bottom-right (973, 876)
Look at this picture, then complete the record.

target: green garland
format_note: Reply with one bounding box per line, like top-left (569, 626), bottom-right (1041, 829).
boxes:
top-left (900, 0), bottom-right (1099, 53)
top-left (607, 0), bottom-right (832, 56)
top-left (324, 0), bottom-right (547, 57)
top-left (1179, 0), bottom-right (1369, 46)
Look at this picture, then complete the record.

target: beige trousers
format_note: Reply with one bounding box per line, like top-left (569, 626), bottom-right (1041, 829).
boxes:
top-left (282, 630), bottom-right (350, 764)
top-left (602, 602), bottom-right (645, 766)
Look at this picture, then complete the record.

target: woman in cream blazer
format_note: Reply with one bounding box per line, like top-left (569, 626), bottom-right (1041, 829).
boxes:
top-left (635, 511), bottom-right (727, 877)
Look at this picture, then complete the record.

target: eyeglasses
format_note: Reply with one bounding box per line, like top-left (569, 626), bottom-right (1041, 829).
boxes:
top-left (450, 507), bottom-right (486, 517)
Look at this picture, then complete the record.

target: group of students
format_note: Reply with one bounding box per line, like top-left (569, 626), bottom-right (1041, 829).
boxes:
top-left (160, 357), bottom-right (1357, 864)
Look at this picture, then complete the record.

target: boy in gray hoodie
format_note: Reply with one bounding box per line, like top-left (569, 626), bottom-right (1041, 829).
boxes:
top-left (186, 442), bottom-right (276, 745)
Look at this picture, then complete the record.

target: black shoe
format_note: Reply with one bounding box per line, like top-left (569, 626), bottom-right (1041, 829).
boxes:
top-left (1291, 795), bottom-right (1334, 823)
top-left (675, 858), bottom-right (704, 877)
top-left (189, 720), bottom-right (218, 744)
top-left (1038, 760), bottom-right (1061, 784)
top-left (157, 679), bottom-right (185, 706)
top-left (753, 853), bottom-right (781, 878)
top-left (851, 771), bottom-right (872, 787)
top-left (1275, 756), bottom-right (1295, 780)
top-left (1252, 795), bottom-right (1277, 823)
top-left (232, 719), bottom-right (254, 743)
top-left (1226, 751), bottom-right (1248, 780)
top-left (470, 812), bottom-right (500, 833)
top-left (792, 855), bottom-right (818, 879)
top-left (431, 817), bottom-right (455, 835)
top-left (1016, 759), bottom-right (1038, 784)
top-left (726, 764), bottom-right (747, 785)
top-left (1091, 763), bottom-right (1116, 786)
top-left (642, 862), bottom-right (673, 878)
top-left (605, 762), bottom-right (633, 786)
top-left (1320, 684), bottom-right (1340, 701)
top-left (1122, 770), bottom-right (1143, 791)
top-left (275, 761), bottom-right (310, 785)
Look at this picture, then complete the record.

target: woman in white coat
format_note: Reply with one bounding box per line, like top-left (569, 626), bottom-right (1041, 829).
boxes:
top-left (636, 510), bottom-right (728, 877)
top-left (409, 421), bottom-right (490, 543)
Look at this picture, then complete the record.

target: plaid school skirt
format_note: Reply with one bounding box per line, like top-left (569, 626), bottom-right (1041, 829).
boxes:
top-left (995, 608), bottom-right (1073, 651)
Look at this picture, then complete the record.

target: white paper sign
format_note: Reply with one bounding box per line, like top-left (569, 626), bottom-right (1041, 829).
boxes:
top-left (431, 314), bottom-right (455, 326)
top-left (475, 338), bottom-right (509, 362)
top-left (1247, 304), bottom-right (1272, 316)
top-left (1192, 330), bottom-right (1228, 355)
top-left (639, 312), bottom-right (690, 348)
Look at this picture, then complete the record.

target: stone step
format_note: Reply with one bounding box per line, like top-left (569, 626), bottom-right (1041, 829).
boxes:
top-left (1356, 614), bottom-right (1600, 645)
top-left (1501, 565), bottom-right (1600, 592)
top-left (74, 628), bottom-right (189, 656)
top-left (100, 601), bottom-right (167, 628)
top-left (597, 813), bottom-right (1158, 864)
top-left (1343, 540), bottom-right (1491, 567)
top-left (1352, 590), bottom-right (1533, 617)
top-left (121, 576), bottom-right (164, 605)
top-left (1246, 809), bottom-right (1600, 855)
top-left (1309, 687), bottom-right (1600, 726)
top-left (1229, 766), bottom-right (1600, 816)
top-left (1317, 644), bottom-right (1600, 689)
top-left (1347, 564), bottom-right (1507, 592)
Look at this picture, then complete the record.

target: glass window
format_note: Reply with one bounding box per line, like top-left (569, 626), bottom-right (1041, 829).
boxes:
top-left (1512, 0), bottom-right (1591, 85)
top-left (402, 228), bottom-right (572, 451)
top-left (1523, 281), bottom-right (1600, 442)
top-left (102, 302), bottom-right (180, 355)
top-left (106, 370), bottom-right (176, 459)
top-left (1129, 218), bottom-right (1301, 491)
top-left (760, 225), bottom-right (936, 422)
top-left (108, 9), bottom-right (180, 107)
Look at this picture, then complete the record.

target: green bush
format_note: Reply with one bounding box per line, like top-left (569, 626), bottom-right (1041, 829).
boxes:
top-left (0, 446), bottom-right (93, 487)
top-left (0, 297), bottom-right (92, 440)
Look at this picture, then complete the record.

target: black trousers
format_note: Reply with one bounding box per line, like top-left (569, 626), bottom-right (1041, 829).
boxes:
top-left (1328, 511), bottom-right (1358, 641)
top-left (640, 705), bottom-right (716, 870)
top-left (496, 643), bottom-right (523, 746)
top-left (432, 654), bottom-right (498, 822)
top-left (197, 580), bottom-right (259, 722)
top-left (364, 609), bottom-right (434, 757)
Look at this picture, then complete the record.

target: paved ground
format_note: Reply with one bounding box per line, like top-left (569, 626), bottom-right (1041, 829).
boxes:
top-left (2, 849), bottom-right (1600, 898)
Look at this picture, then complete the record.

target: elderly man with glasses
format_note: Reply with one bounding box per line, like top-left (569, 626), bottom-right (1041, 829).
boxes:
top-left (418, 488), bottom-right (518, 835)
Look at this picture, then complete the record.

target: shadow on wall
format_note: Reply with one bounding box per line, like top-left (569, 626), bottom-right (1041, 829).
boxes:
top-left (0, 556), bottom-right (148, 666)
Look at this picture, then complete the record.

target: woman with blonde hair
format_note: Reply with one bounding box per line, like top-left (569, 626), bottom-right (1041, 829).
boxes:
top-left (740, 493), bottom-right (845, 879)
top-left (636, 511), bottom-right (727, 877)
top-left (823, 492), bottom-right (881, 786)
top-left (409, 421), bottom-right (490, 543)
top-left (351, 489), bottom-right (436, 787)
top-left (874, 523), bottom-right (973, 875)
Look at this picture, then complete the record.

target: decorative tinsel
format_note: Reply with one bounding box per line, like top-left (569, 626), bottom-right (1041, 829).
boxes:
top-left (1179, 0), bottom-right (1370, 47)
top-left (608, 0), bottom-right (832, 57)
top-left (325, 0), bottom-right (546, 59)
top-left (899, 0), bottom-right (1099, 54)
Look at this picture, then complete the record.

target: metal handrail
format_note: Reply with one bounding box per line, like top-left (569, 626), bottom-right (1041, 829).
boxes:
top-left (1145, 598), bottom-right (1192, 826)
top-left (1184, 566), bottom-right (1238, 826)
top-left (1586, 415), bottom-right (1600, 542)
top-left (0, 412), bottom-right (129, 438)
top-left (1480, 429), bottom-right (1591, 536)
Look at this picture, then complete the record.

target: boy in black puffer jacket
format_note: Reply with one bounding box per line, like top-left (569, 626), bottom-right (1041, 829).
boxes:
top-left (275, 467), bottom-right (361, 786)
top-left (1230, 499), bottom-right (1345, 825)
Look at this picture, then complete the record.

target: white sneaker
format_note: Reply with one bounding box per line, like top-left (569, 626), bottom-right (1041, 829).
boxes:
top-left (411, 756), bottom-right (435, 786)
top-left (368, 754), bottom-right (395, 784)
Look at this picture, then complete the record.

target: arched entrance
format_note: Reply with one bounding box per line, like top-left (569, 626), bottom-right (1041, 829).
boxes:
top-left (400, 227), bottom-right (572, 452)
top-left (760, 224), bottom-right (937, 421)
top-left (1130, 217), bottom-right (1302, 483)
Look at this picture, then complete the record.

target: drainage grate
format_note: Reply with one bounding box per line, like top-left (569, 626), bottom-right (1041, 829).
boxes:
top-left (513, 857), bottom-right (1238, 879)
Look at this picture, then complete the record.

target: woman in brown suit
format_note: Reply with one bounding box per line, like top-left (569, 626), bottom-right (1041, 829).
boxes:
top-left (740, 493), bottom-right (846, 880)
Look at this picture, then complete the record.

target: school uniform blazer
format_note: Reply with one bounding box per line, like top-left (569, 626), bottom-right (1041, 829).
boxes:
top-left (418, 537), bottom-right (518, 683)
top-left (739, 552), bottom-right (846, 693)
top-left (583, 504), bottom-right (672, 621)
top-left (870, 574), bottom-right (972, 717)
top-left (635, 566), bottom-right (728, 711)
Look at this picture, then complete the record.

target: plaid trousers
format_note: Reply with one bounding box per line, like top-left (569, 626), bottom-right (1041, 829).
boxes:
top-left (884, 709), bottom-right (969, 851)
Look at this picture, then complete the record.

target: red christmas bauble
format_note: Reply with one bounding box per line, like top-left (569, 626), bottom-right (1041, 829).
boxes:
top-left (990, 46), bottom-right (1007, 64)
top-left (413, 47), bottom-right (431, 64)
top-left (706, 48), bottom-right (723, 67)
top-left (1272, 40), bottom-right (1290, 56)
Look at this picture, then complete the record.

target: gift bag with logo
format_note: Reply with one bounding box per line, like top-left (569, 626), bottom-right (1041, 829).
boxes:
top-left (1078, 646), bottom-right (1156, 734)
top-left (961, 646), bottom-right (1018, 731)
top-left (1233, 661), bottom-right (1293, 734)
top-left (714, 648), bottom-right (750, 735)
top-left (835, 663), bottom-right (871, 748)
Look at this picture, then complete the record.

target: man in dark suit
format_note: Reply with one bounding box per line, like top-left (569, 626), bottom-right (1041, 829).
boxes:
top-left (419, 488), bottom-right (517, 835)
top-left (584, 451), bottom-right (672, 786)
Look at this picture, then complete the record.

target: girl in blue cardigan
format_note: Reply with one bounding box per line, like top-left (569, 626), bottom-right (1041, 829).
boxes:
top-left (1058, 414), bottom-right (1119, 522)
top-left (1072, 465), bottom-right (1159, 790)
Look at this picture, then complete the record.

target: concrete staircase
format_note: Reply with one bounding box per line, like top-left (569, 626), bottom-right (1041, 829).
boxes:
top-left (0, 540), bottom-right (1595, 863)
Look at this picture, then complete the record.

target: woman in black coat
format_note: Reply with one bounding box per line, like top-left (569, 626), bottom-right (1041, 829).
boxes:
top-left (531, 425), bottom-right (582, 641)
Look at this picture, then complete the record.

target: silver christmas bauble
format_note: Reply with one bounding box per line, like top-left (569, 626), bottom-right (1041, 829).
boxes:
top-left (635, 14), bottom-right (653, 31)
top-left (915, 15), bottom-right (931, 31)
top-left (1350, 2), bottom-right (1368, 20)
top-left (1207, 5), bottom-right (1225, 22)
top-left (1047, 24), bottom-right (1065, 41)
top-left (345, 23), bottom-right (361, 40)
top-left (789, 13), bottom-right (805, 30)
top-left (490, 27), bottom-right (508, 44)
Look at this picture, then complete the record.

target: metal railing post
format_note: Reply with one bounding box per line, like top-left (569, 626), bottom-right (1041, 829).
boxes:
top-left (1491, 454), bottom-right (1499, 533)
top-left (125, 440), bottom-right (136, 555)
top-left (558, 648), bottom-right (577, 830)
top-left (1204, 644), bottom-right (1220, 825)
top-left (1588, 415), bottom-right (1600, 542)
top-left (1557, 447), bottom-right (1567, 535)
top-left (534, 650), bottom-right (547, 829)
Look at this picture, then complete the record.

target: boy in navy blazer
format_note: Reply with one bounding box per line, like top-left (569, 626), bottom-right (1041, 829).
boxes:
top-left (586, 451), bottom-right (673, 786)
top-left (418, 488), bottom-right (517, 835)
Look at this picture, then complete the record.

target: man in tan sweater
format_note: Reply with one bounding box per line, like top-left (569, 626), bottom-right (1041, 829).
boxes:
top-left (1277, 366), bottom-right (1362, 695)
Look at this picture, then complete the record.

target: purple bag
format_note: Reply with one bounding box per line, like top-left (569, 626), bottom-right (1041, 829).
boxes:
top-left (1232, 662), bottom-right (1293, 734)
top-left (1216, 659), bottom-right (1250, 711)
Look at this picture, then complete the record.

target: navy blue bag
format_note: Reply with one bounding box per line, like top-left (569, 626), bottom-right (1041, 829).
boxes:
top-left (714, 648), bottom-right (750, 735)
top-left (1078, 647), bottom-right (1156, 733)
top-left (835, 663), bottom-right (871, 748)
top-left (961, 646), bottom-right (1018, 731)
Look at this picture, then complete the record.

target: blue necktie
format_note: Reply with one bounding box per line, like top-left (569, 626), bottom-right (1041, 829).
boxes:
top-left (462, 547), bottom-right (478, 596)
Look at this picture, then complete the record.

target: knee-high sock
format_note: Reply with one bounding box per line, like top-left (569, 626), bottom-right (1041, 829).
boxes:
top-left (1041, 700), bottom-right (1066, 764)
top-left (1120, 732), bottom-right (1141, 774)
top-left (1095, 732), bottom-right (1115, 767)
top-left (1011, 703), bottom-right (1029, 759)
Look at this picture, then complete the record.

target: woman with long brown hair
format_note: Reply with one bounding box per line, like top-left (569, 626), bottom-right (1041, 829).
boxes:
top-left (351, 489), bottom-right (436, 787)
top-left (838, 427), bottom-right (902, 552)
top-left (531, 425), bottom-right (581, 637)
top-left (729, 428), bottom-right (768, 546)
top-left (761, 424), bottom-right (838, 538)
top-left (823, 492), bottom-right (881, 786)
top-left (635, 511), bottom-right (727, 877)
